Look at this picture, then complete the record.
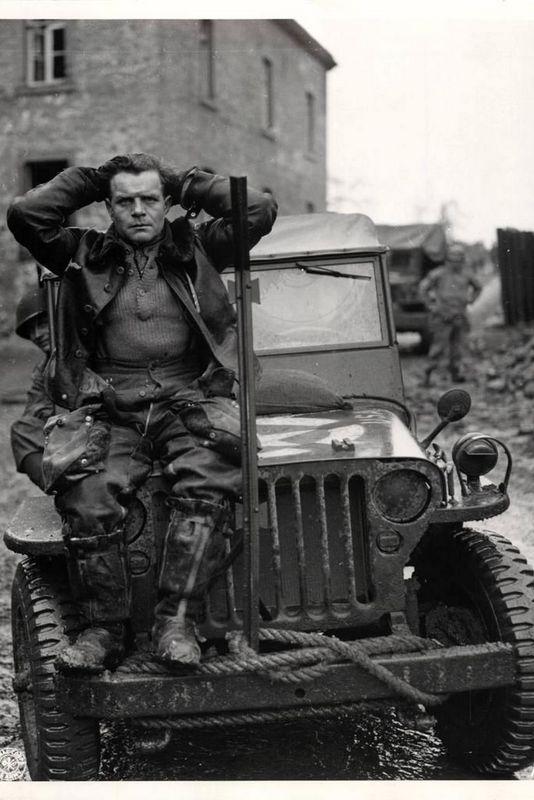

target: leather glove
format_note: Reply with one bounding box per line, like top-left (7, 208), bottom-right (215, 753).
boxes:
top-left (162, 166), bottom-right (198, 207)
top-left (68, 158), bottom-right (125, 204)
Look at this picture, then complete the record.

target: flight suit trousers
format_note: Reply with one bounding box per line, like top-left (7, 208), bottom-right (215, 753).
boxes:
top-left (43, 361), bottom-right (242, 627)
top-left (54, 398), bottom-right (241, 537)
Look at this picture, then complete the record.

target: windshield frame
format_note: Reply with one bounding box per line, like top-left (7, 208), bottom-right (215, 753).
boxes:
top-left (238, 252), bottom-right (392, 356)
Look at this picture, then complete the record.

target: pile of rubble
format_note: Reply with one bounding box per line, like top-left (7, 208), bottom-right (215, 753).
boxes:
top-left (404, 321), bottom-right (534, 438)
top-left (474, 324), bottom-right (534, 434)
top-left (483, 328), bottom-right (534, 397)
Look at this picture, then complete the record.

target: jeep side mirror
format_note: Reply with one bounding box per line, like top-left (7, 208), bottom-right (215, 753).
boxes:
top-left (437, 389), bottom-right (472, 423)
top-left (420, 389), bottom-right (472, 449)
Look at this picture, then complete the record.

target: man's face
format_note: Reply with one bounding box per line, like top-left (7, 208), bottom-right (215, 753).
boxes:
top-left (106, 170), bottom-right (171, 245)
top-left (29, 318), bottom-right (50, 354)
top-left (446, 245), bottom-right (466, 270)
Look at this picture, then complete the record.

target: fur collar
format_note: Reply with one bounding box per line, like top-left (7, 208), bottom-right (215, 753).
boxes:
top-left (86, 216), bottom-right (196, 268)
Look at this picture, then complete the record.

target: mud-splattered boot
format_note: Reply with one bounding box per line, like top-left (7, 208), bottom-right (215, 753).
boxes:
top-left (152, 499), bottom-right (229, 668)
top-left (56, 624), bottom-right (126, 673)
top-left (56, 528), bottom-right (130, 674)
top-left (151, 615), bottom-right (201, 667)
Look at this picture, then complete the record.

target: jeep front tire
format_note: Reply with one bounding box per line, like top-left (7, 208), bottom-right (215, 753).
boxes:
top-left (11, 557), bottom-right (100, 780)
top-left (412, 527), bottom-right (534, 776)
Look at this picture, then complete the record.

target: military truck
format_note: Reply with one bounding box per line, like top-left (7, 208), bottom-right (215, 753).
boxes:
top-left (6, 206), bottom-right (534, 780)
top-left (376, 223), bottom-right (447, 352)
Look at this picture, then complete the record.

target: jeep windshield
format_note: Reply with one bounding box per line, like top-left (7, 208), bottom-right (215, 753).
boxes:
top-left (243, 211), bottom-right (388, 354)
top-left (248, 260), bottom-right (382, 351)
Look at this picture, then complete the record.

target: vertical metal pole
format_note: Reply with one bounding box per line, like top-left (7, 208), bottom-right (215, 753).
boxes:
top-left (42, 273), bottom-right (58, 356)
top-left (230, 176), bottom-right (260, 651)
top-left (39, 268), bottom-right (59, 414)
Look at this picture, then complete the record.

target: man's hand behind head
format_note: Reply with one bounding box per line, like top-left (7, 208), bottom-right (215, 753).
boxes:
top-left (98, 154), bottom-right (193, 206)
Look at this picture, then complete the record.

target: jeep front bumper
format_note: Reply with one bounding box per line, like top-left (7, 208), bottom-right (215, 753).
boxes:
top-left (55, 641), bottom-right (514, 721)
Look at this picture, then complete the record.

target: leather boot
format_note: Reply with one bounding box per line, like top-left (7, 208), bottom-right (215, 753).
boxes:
top-left (152, 615), bottom-right (201, 667)
top-left (55, 623), bottom-right (126, 673)
top-left (56, 528), bottom-right (130, 673)
top-left (152, 499), bottom-right (230, 668)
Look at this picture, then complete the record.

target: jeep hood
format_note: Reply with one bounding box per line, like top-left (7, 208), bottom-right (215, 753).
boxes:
top-left (256, 408), bottom-right (425, 466)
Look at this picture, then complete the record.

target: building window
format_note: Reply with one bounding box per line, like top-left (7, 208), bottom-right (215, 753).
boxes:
top-left (306, 91), bottom-right (316, 153)
top-left (26, 21), bottom-right (67, 85)
top-left (262, 57), bottom-right (274, 129)
top-left (199, 20), bottom-right (215, 100)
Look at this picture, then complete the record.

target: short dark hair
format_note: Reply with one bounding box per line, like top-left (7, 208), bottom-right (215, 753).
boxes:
top-left (101, 153), bottom-right (173, 197)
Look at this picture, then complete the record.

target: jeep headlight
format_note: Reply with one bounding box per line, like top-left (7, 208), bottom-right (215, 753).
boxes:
top-left (450, 432), bottom-right (512, 495)
top-left (452, 434), bottom-right (498, 477)
top-left (373, 469), bottom-right (431, 523)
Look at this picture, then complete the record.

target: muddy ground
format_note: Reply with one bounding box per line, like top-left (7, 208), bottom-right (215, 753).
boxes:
top-left (0, 328), bottom-right (533, 780)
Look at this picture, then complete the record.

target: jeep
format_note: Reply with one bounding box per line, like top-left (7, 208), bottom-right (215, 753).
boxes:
top-left (5, 201), bottom-right (534, 780)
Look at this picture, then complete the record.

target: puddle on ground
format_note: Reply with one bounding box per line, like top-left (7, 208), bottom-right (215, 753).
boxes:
top-left (98, 707), bottom-right (518, 781)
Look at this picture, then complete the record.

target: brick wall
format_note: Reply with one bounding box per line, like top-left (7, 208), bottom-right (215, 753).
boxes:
top-left (0, 19), bottom-right (332, 334)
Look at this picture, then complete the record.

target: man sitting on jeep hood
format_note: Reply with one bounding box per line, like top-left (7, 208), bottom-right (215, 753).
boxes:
top-left (7, 154), bottom-right (277, 673)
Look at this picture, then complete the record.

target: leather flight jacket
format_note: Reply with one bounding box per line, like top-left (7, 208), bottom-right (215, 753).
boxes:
top-left (7, 165), bottom-right (277, 409)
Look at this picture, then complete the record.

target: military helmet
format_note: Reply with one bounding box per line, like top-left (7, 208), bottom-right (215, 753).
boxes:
top-left (15, 286), bottom-right (47, 340)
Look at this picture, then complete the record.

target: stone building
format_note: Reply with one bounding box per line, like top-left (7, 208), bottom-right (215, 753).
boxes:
top-left (0, 19), bottom-right (335, 333)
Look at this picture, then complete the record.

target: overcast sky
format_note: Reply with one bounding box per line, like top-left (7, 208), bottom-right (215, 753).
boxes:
top-left (302, 14), bottom-right (534, 245)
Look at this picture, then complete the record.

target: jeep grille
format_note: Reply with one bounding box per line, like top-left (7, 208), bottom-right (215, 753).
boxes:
top-left (207, 465), bottom-right (375, 631)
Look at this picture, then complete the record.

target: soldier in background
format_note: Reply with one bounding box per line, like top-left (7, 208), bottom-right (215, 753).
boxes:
top-left (420, 242), bottom-right (482, 386)
top-left (11, 287), bottom-right (53, 490)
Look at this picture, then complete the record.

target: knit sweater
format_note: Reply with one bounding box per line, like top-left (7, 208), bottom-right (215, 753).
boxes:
top-left (96, 242), bottom-right (201, 368)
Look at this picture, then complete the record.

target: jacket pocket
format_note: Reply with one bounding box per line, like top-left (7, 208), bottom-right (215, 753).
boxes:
top-left (42, 404), bottom-right (110, 492)
top-left (172, 396), bottom-right (244, 465)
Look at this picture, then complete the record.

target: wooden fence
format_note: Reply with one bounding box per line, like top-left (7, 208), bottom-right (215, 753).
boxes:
top-left (497, 228), bottom-right (534, 325)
